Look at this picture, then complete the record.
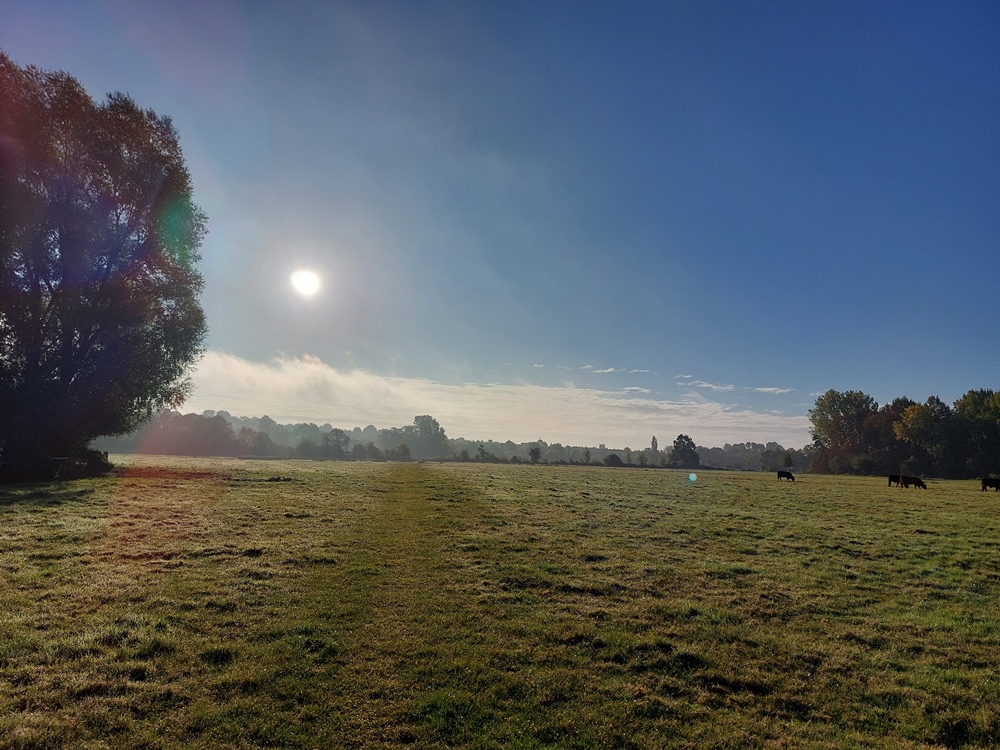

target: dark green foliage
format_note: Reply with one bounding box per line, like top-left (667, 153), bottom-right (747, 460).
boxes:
top-left (322, 428), bottom-right (350, 459)
top-left (808, 390), bottom-right (880, 473)
top-left (668, 434), bottom-right (700, 468)
top-left (372, 415), bottom-right (449, 459)
top-left (954, 389), bottom-right (1000, 477)
top-left (387, 443), bottom-right (412, 461)
top-left (811, 388), bottom-right (1000, 478)
top-left (0, 53), bottom-right (206, 479)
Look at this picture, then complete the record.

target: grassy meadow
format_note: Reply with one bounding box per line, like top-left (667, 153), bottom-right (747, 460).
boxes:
top-left (1, 457), bottom-right (998, 749)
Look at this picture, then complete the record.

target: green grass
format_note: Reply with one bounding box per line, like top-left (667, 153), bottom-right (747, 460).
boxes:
top-left (1, 457), bottom-right (998, 748)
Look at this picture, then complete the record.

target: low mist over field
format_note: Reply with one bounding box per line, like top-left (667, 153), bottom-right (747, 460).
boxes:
top-left (185, 351), bottom-right (813, 449)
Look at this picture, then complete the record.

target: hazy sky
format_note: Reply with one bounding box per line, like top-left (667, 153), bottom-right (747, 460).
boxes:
top-left (3, 1), bottom-right (998, 448)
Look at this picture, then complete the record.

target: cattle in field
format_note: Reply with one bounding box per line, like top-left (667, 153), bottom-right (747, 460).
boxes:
top-left (777, 470), bottom-right (794, 482)
top-left (982, 477), bottom-right (1000, 492)
top-left (902, 475), bottom-right (927, 489)
top-left (888, 475), bottom-right (902, 487)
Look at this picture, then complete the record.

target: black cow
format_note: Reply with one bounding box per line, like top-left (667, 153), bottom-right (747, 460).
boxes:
top-left (902, 475), bottom-right (927, 490)
top-left (982, 477), bottom-right (1000, 492)
top-left (777, 470), bottom-right (794, 482)
top-left (888, 474), bottom-right (902, 487)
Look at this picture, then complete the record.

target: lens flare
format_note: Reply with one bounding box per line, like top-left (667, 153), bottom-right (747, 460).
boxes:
top-left (688, 473), bottom-right (697, 482)
top-left (291, 270), bottom-right (320, 296)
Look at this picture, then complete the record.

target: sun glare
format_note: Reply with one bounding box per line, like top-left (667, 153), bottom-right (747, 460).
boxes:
top-left (290, 270), bottom-right (321, 296)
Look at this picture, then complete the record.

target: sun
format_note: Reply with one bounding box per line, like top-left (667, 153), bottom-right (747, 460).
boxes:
top-left (290, 269), bottom-right (321, 296)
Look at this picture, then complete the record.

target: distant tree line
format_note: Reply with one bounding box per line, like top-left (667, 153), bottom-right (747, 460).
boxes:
top-left (93, 412), bottom-right (448, 461)
top-left (95, 414), bottom-right (814, 472)
top-left (698, 442), bottom-right (814, 474)
top-left (809, 388), bottom-right (1000, 478)
top-left (88, 389), bottom-right (999, 478)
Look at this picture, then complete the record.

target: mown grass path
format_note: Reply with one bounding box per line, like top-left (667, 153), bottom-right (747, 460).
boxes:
top-left (1, 458), bottom-right (998, 749)
top-left (319, 462), bottom-right (496, 747)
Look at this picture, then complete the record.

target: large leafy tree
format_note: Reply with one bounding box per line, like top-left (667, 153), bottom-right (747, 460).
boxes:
top-left (865, 396), bottom-right (920, 475)
top-left (895, 395), bottom-right (981, 479)
top-left (669, 434), bottom-right (700, 469)
top-left (953, 389), bottom-right (1000, 477)
top-left (0, 53), bottom-right (206, 478)
top-left (322, 428), bottom-right (351, 459)
top-left (808, 389), bottom-right (879, 473)
top-left (376, 415), bottom-right (450, 460)
top-left (411, 415), bottom-right (449, 458)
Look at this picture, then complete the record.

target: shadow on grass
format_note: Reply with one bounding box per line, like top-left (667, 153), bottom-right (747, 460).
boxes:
top-left (0, 483), bottom-right (96, 510)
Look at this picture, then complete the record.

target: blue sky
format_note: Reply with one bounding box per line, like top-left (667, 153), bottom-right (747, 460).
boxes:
top-left (3, 1), bottom-right (998, 448)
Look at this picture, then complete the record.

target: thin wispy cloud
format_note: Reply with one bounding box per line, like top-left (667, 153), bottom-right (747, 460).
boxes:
top-left (682, 390), bottom-right (709, 404)
top-left (676, 377), bottom-right (793, 396)
top-left (187, 351), bottom-right (812, 448)
top-left (688, 380), bottom-right (736, 392)
top-left (581, 365), bottom-right (652, 375)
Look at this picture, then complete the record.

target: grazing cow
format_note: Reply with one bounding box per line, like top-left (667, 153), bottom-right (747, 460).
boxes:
top-left (888, 475), bottom-right (902, 487)
top-left (902, 475), bottom-right (927, 490)
top-left (777, 470), bottom-right (795, 482)
top-left (982, 477), bottom-right (1000, 492)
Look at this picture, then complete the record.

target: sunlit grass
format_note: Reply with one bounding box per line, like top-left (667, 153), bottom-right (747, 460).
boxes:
top-left (1, 457), bottom-right (997, 748)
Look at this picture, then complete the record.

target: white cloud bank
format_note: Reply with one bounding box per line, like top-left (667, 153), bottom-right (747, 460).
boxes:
top-left (187, 351), bottom-right (813, 448)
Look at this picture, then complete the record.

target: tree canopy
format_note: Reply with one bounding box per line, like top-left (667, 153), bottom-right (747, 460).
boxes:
top-left (810, 388), bottom-right (1000, 478)
top-left (0, 53), bottom-right (206, 479)
top-left (808, 390), bottom-right (880, 474)
top-left (669, 434), bottom-right (700, 469)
